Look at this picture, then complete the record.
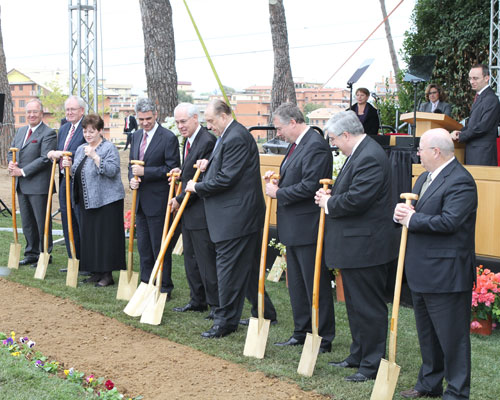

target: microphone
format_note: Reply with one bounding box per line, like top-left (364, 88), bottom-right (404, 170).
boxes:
top-left (371, 93), bottom-right (379, 100)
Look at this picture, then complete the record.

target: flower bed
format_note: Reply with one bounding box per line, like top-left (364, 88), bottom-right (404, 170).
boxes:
top-left (471, 266), bottom-right (500, 334)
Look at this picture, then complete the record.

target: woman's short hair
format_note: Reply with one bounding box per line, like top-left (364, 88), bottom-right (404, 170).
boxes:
top-left (424, 84), bottom-right (447, 102)
top-left (82, 114), bottom-right (104, 131)
top-left (355, 87), bottom-right (370, 97)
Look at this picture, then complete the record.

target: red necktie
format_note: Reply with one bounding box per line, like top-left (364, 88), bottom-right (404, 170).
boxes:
top-left (139, 132), bottom-right (148, 160)
top-left (286, 143), bottom-right (296, 160)
top-left (60, 125), bottom-right (76, 171)
top-left (24, 128), bottom-right (32, 146)
top-left (473, 93), bottom-right (479, 103)
top-left (185, 140), bottom-right (191, 160)
top-left (125, 117), bottom-right (128, 130)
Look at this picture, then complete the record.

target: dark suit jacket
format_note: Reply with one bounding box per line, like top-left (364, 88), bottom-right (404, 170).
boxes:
top-left (57, 121), bottom-right (86, 183)
top-left (405, 159), bottom-right (477, 293)
top-left (459, 86), bottom-right (500, 166)
top-left (276, 128), bottom-right (332, 246)
top-left (349, 102), bottom-right (380, 136)
top-left (418, 101), bottom-right (452, 117)
top-left (175, 126), bottom-right (216, 230)
top-left (124, 115), bottom-right (138, 133)
top-left (195, 120), bottom-right (265, 243)
top-left (324, 135), bottom-right (398, 269)
top-left (9, 123), bottom-right (57, 195)
top-left (128, 124), bottom-right (180, 217)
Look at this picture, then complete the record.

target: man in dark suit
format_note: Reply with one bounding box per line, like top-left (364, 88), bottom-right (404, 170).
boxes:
top-left (315, 110), bottom-right (398, 382)
top-left (265, 103), bottom-right (334, 353)
top-left (129, 98), bottom-right (180, 298)
top-left (8, 99), bottom-right (57, 265)
top-left (451, 63), bottom-right (500, 166)
top-left (185, 99), bottom-right (266, 338)
top-left (47, 96), bottom-right (86, 264)
top-left (123, 111), bottom-right (138, 151)
top-left (394, 128), bottom-right (477, 399)
top-left (169, 103), bottom-right (218, 316)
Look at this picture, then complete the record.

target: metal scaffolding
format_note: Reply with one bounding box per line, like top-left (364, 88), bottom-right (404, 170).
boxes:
top-left (68, 0), bottom-right (98, 113)
top-left (490, 0), bottom-right (500, 96)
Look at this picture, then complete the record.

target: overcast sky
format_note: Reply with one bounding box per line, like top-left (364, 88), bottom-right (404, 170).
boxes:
top-left (2, 0), bottom-right (415, 95)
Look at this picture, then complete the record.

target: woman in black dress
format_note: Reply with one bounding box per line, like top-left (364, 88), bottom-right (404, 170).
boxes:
top-left (63, 114), bottom-right (125, 287)
top-left (349, 87), bottom-right (380, 136)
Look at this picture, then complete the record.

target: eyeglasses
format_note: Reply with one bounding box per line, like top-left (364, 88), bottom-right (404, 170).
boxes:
top-left (417, 146), bottom-right (436, 152)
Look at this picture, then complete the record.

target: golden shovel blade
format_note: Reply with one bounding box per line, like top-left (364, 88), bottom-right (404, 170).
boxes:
top-left (116, 270), bottom-right (139, 301)
top-left (34, 252), bottom-right (50, 280)
top-left (297, 332), bottom-right (322, 377)
top-left (140, 290), bottom-right (167, 325)
top-left (8, 242), bottom-right (21, 269)
top-left (65, 258), bottom-right (79, 288)
top-left (243, 317), bottom-right (271, 359)
top-left (370, 358), bottom-right (400, 400)
top-left (123, 282), bottom-right (155, 317)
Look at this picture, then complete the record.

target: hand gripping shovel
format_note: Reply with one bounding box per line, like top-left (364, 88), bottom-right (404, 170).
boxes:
top-left (8, 148), bottom-right (21, 269)
top-left (140, 171), bottom-right (186, 325)
top-left (123, 170), bottom-right (180, 316)
top-left (243, 173), bottom-right (280, 359)
top-left (34, 159), bottom-right (57, 279)
top-left (371, 192), bottom-right (419, 400)
top-left (116, 160), bottom-right (145, 300)
top-left (297, 178), bottom-right (334, 377)
top-left (63, 152), bottom-right (79, 288)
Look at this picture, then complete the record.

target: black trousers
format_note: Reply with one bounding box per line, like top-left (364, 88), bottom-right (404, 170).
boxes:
top-left (59, 178), bottom-right (80, 260)
top-left (182, 224), bottom-right (219, 308)
top-left (412, 290), bottom-right (471, 400)
top-left (286, 244), bottom-right (335, 346)
top-left (341, 263), bottom-right (390, 378)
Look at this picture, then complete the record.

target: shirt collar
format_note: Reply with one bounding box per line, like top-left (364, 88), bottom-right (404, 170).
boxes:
top-left (187, 125), bottom-right (201, 145)
top-left (145, 121), bottom-right (159, 136)
top-left (478, 85), bottom-right (489, 96)
top-left (350, 134), bottom-right (367, 157)
top-left (294, 126), bottom-right (309, 146)
top-left (430, 157), bottom-right (455, 181)
top-left (29, 121), bottom-right (43, 132)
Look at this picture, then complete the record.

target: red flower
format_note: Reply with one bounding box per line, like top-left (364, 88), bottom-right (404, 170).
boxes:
top-left (105, 380), bottom-right (114, 390)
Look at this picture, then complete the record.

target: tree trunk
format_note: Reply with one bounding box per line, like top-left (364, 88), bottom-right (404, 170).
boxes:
top-left (139, 0), bottom-right (178, 123)
top-left (269, 0), bottom-right (296, 123)
top-left (380, 0), bottom-right (401, 92)
top-left (0, 6), bottom-right (15, 167)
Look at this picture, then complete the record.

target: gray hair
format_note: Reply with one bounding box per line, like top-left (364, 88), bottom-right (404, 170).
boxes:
top-left (273, 102), bottom-right (305, 124)
top-left (325, 110), bottom-right (364, 137)
top-left (174, 102), bottom-right (199, 118)
top-left (26, 98), bottom-right (43, 110)
top-left (135, 98), bottom-right (156, 114)
top-left (64, 95), bottom-right (85, 109)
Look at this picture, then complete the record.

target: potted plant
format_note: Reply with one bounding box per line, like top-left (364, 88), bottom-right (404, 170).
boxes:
top-left (470, 266), bottom-right (500, 335)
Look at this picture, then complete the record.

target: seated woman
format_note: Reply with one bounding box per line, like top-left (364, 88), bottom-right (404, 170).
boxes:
top-left (62, 114), bottom-right (125, 287)
top-left (349, 87), bottom-right (380, 135)
top-left (419, 84), bottom-right (452, 117)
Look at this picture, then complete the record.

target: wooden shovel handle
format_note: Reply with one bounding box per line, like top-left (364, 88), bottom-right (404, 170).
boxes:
top-left (62, 151), bottom-right (76, 260)
top-left (128, 160), bottom-right (145, 254)
top-left (388, 192), bottom-right (419, 363)
top-left (311, 178), bottom-right (334, 335)
top-left (257, 174), bottom-right (280, 320)
top-left (9, 148), bottom-right (19, 243)
top-left (43, 160), bottom-right (57, 252)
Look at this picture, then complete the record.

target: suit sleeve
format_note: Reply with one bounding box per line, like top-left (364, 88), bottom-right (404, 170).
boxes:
top-left (409, 175), bottom-right (477, 234)
top-left (22, 129), bottom-right (57, 177)
top-left (327, 153), bottom-right (385, 217)
top-left (459, 95), bottom-right (500, 142)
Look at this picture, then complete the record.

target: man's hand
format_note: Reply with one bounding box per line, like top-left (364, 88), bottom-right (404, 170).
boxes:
top-left (450, 130), bottom-right (460, 141)
top-left (130, 177), bottom-right (141, 190)
top-left (168, 167), bottom-right (181, 182)
top-left (195, 159), bottom-right (209, 172)
top-left (61, 155), bottom-right (72, 169)
top-left (8, 161), bottom-right (22, 177)
top-left (47, 150), bottom-right (63, 161)
top-left (393, 203), bottom-right (415, 226)
top-left (186, 180), bottom-right (196, 193)
top-left (169, 197), bottom-right (180, 211)
top-left (131, 164), bottom-right (145, 177)
top-left (265, 182), bottom-right (278, 198)
top-left (315, 188), bottom-right (331, 210)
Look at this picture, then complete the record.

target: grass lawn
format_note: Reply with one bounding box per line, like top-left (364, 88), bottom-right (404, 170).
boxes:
top-left (1, 215), bottom-right (499, 399)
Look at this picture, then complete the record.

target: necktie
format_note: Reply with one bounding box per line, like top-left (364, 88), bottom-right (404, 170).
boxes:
top-left (473, 93), bottom-right (479, 103)
top-left (24, 128), bottom-right (33, 146)
top-left (60, 125), bottom-right (76, 171)
top-left (284, 143), bottom-right (296, 164)
top-left (139, 131), bottom-right (148, 160)
top-left (125, 117), bottom-right (129, 130)
top-left (212, 137), bottom-right (221, 155)
top-left (185, 140), bottom-right (191, 161)
top-left (419, 173), bottom-right (432, 198)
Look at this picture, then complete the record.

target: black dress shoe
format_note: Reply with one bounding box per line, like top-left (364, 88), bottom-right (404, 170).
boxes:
top-left (59, 268), bottom-right (67, 273)
top-left (400, 389), bottom-right (442, 398)
top-left (319, 343), bottom-right (331, 354)
top-left (328, 359), bottom-right (359, 368)
top-left (274, 337), bottom-right (304, 347)
top-left (95, 273), bottom-right (114, 287)
top-left (173, 303), bottom-right (207, 312)
top-left (344, 372), bottom-right (373, 382)
top-left (239, 318), bottom-right (278, 326)
top-left (82, 273), bottom-right (102, 284)
top-left (205, 310), bottom-right (215, 320)
top-left (201, 325), bottom-right (236, 338)
top-left (19, 257), bottom-right (38, 266)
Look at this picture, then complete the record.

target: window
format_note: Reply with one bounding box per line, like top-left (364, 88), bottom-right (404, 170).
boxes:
top-left (19, 116), bottom-right (26, 123)
top-left (32, 84), bottom-right (35, 90)
top-left (19, 100), bottom-right (25, 108)
top-left (19, 85), bottom-right (23, 91)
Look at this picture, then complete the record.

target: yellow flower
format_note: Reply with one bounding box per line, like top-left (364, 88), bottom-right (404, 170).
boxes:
top-left (11, 352), bottom-right (20, 357)
top-left (88, 377), bottom-right (93, 383)
top-left (64, 369), bottom-right (70, 376)
top-left (10, 331), bottom-right (15, 340)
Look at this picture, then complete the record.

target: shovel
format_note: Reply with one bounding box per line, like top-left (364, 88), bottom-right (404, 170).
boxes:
top-left (8, 148), bottom-right (21, 270)
top-left (140, 167), bottom-right (200, 325)
top-left (371, 192), bottom-right (419, 400)
top-left (62, 151), bottom-right (79, 288)
top-left (124, 170), bottom-right (180, 317)
top-left (116, 160), bottom-right (145, 300)
top-left (297, 178), bottom-right (333, 377)
top-left (243, 174), bottom-right (280, 359)
top-left (34, 159), bottom-right (57, 280)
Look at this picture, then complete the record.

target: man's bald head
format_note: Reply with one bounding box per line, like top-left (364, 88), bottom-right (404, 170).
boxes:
top-left (419, 128), bottom-right (455, 172)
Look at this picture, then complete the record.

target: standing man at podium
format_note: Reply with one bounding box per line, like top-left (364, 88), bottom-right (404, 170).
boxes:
top-left (451, 63), bottom-right (500, 166)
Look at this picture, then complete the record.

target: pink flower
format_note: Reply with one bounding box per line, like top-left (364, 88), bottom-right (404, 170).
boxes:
top-left (471, 320), bottom-right (482, 329)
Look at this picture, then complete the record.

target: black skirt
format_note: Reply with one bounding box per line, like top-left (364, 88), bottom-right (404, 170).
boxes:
top-left (75, 158), bottom-right (126, 273)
